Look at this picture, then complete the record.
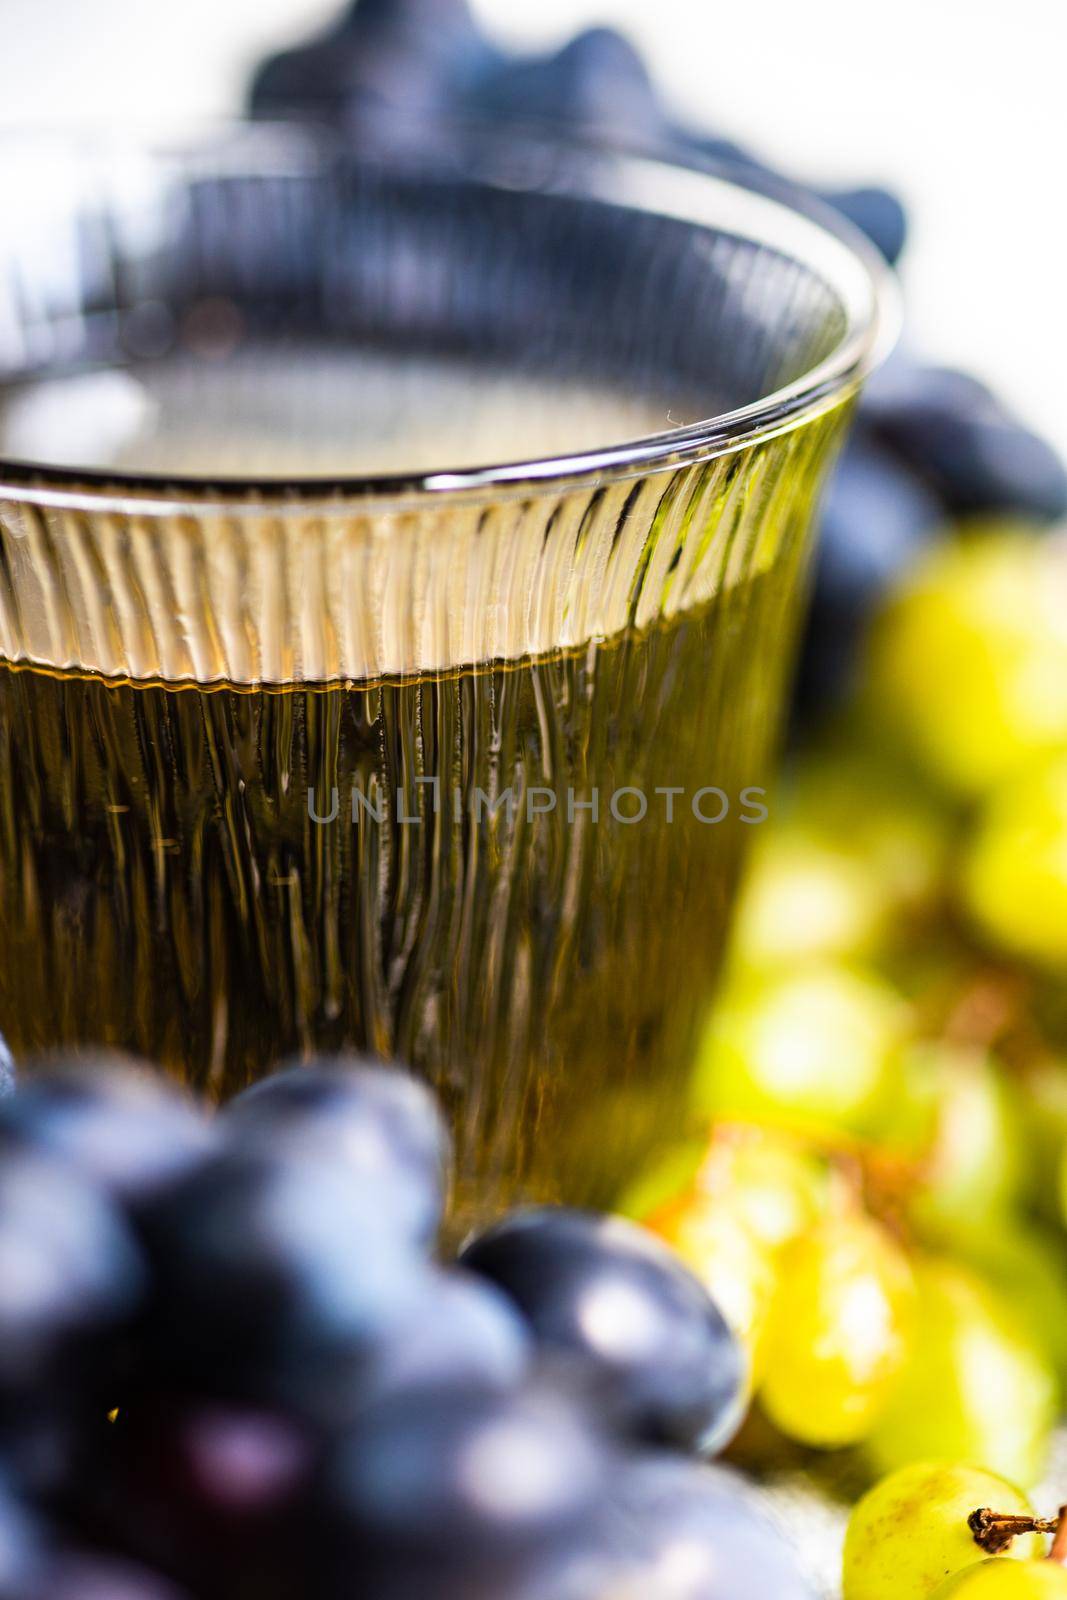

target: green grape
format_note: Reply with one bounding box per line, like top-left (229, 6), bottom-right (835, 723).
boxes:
top-left (952, 1223), bottom-right (1067, 1399)
top-left (699, 1124), bottom-right (829, 1253)
top-left (644, 1125), bottom-right (829, 1381)
top-left (730, 746), bottom-right (948, 975)
top-left (931, 1561), bottom-right (1067, 1597)
top-left (627, 1124), bottom-right (827, 1252)
top-left (866, 1260), bottom-right (1056, 1488)
top-left (788, 742), bottom-right (950, 910)
top-left (1018, 1063), bottom-right (1067, 1224)
top-left (730, 827), bottom-right (889, 971)
top-left (961, 757), bottom-right (1067, 971)
top-left (904, 1045), bottom-right (1024, 1237)
top-left (760, 1210), bottom-right (914, 1448)
top-left (693, 965), bottom-right (911, 1139)
top-left (842, 1461), bottom-right (1041, 1600)
top-left (865, 525), bottom-right (1067, 800)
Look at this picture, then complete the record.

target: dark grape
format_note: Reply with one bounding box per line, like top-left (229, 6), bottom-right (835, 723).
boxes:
top-left (863, 361), bottom-right (1067, 520)
top-left (0, 1033), bottom-right (13, 1101)
top-left (466, 27), bottom-right (667, 143)
top-left (18, 1550), bottom-right (193, 1600)
top-left (0, 1397), bottom-right (93, 1507)
top-left (820, 185), bottom-right (907, 264)
top-left (223, 1058), bottom-right (449, 1247)
top-left (605, 1455), bottom-right (819, 1599)
top-left (0, 1474), bottom-right (39, 1599)
top-left (89, 1398), bottom-right (314, 1598)
top-left (320, 1379), bottom-right (613, 1598)
top-left (138, 1145), bottom-right (425, 1398)
top-left (795, 435), bottom-right (943, 716)
top-left (820, 437), bottom-right (944, 598)
top-left (683, 138), bottom-right (908, 266)
top-left (460, 1208), bottom-right (746, 1455)
top-left (250, 0), bottom-right (496, 122)
top-left (0, 1057), bottom-right (213, 1210)
top-left (319, 1267), bottom-right (531, 1421)
top-left (0, 1148), bottom-right (145, 1398)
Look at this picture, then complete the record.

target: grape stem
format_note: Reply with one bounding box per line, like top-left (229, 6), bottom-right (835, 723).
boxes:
top-left (968, 1508), bottom-right (1063, 1555)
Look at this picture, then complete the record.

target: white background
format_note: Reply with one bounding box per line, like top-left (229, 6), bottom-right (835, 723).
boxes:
top-left (1, 0), bottom-right (1064, 452)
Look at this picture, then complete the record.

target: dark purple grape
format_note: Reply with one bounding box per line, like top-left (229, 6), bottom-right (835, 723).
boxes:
top-left (138, 1145), bottom-right (425, 1397)
top-left (459, 1209), bottom-right (745, 1456)
top-left (223, 1058), bottom-right (449, 1246)
top-left (0, 1147), bottom-right (145, 1398)
top-left (19, 1550), bottom-right (193, 1600)
top-left (601, 1455), bottom-right (818, 1599)
top-left (0, 1396), bottom-right (92, 1507)
top-left (863, 360), bottom-right (1067, 520)
top-left (250, 0), bottom-right (497, 123)
top-left (0, 1474), bottom-right (40, 1599)
top-left (819, 185), bottom-right (907, 264)
top-left (0, 1034), bottom-right (14, 1101)
top-left (320, 1379), bottom-right (613, 1598)
top-left (819, 436), bottom-right (943, 598)
top-left (794, 435), bottom-right (943, 718)
top-left (0, 1056), bottom-right (213, 1210)
top-left (90, 1398), bottom-right (314, 1598)
top-left (318, 1267), bottom-right (531, 1421)
top-left (466, 27), bottom-right (667, 144)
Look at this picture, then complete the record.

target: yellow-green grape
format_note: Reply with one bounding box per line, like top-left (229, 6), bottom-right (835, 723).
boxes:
top-left (626, 1124), bottom-right (827, 1254)
top-left (697, 1125), bottom-right (829, 1254)
top-left (642, 1126), bottom-right (828, 1381)
top-left (843, 1461), bottom-right (1041, 1600)
top-left (931, 1562), bottom-right (1067, 1597)
top-left (865, 525), bottom-right (1067, 799)
top-left (760, 1211), bottom-right (915, 1448)
top-left (730, 827), bottom-right (889, 972)
top-left (905, 1045), bottom-right (1024, 1238)
top-left (729, 748), bottom-right (947, 975)
top-left (1018, 1064), bottom-right (1067, 1224)
top-left (648, 1195), bottom-right (778, 1380)
top-left (693, 965), bottom-right (911, 1140)
top-left (961, 756), bottom-right (1067, 971)
top-left (953, 1223), bottom-right (1067, 1399)
top-left (788, 743), bottom-right (950, 911)
top-left (866, 1260), bottom-right (1056, 1488)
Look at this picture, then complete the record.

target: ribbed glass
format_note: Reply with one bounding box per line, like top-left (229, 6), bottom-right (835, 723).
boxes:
top-left (0, 126), bottom-right (891, 1221)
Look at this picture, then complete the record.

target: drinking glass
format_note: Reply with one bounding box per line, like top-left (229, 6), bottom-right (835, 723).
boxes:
top-left (0, 124), bottom-right (894, 1222)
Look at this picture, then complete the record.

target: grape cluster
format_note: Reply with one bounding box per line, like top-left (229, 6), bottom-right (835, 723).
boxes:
top-left (0, 1052), bottom-right (815, 1599)
top-left (247, 0), bottom-right (1066, 720)
top-left (625, 520), bottom-right (1067, 1515)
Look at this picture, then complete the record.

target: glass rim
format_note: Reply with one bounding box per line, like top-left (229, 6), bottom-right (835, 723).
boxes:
top-left (0, 119), bottom-right (901, 517)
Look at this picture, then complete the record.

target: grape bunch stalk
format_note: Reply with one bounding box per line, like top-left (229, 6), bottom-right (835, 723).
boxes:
top-left (0, 1049), bottom-right (822, 1600)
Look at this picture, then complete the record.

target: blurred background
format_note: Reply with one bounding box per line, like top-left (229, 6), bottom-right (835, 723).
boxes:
top-left (2, 0), bottom-right (1063, 453)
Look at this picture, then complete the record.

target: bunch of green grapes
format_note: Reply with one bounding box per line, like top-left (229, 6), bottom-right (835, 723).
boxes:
top-left (628, 1118), bottom-right (1058, 1487)
top-left (625, 520), bottom-right (1067, 1492)
top-left (866, 520), bottom-right (1067, 982)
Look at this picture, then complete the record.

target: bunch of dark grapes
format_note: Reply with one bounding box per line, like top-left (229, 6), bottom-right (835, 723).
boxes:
top-left (0, 1051), bottom-right (813, 1599)
top-left (249, 0), bottom-right (1067, 725)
